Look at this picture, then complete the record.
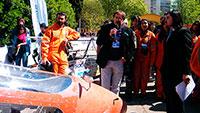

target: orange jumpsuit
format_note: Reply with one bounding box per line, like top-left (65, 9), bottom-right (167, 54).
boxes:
top-left (41, 23), bottom-right (80, 75)
top-left (190, 37), bottom-right (200, 77)
top-left (133, 30), bottom-right (156, 95)
top-left (155, 34), bottom-right (164, 98)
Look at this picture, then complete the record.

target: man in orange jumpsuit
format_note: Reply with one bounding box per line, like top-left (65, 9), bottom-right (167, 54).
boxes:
top-left (41, 12), bottom-right (80, 75)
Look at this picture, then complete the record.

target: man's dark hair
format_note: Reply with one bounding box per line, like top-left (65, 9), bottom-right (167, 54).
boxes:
top-left (40, 23), bottom-right (47, 28)
top-left (56, 12), bottom-right (68, 26)
top-left (56, 12), bottom-right (66, 19)
top-left (113, 10), bottom-right (126, 20)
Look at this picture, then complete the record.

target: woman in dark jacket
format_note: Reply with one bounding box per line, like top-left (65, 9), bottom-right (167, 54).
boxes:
top-left (160, 10), bottom-right (192, 113)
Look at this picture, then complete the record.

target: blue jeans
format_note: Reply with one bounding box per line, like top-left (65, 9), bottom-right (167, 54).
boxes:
top-left (15, 48), bottom-right (29, 67)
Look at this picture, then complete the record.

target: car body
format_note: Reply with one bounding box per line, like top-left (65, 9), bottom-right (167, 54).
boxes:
top-left (0, 63), bottom-right (126, 113)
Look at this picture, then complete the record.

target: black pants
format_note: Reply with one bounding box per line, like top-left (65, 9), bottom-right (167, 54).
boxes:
top-left (183, 77), bottom-right (200, 113)
top-left (183, 95), bottom-right (200, 113)
top-left (124, 62), bottom-right (134, 96)
top-left (163, 79), bottom-right (183, 113)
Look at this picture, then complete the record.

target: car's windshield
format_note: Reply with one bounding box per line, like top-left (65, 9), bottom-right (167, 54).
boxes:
top-left (0, 63), bottom-right (72, 93)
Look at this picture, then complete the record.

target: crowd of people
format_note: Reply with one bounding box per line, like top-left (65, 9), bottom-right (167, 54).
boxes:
top-left (5, 12), bottom-right (80, 75)
top-left (3, 10), bottom-right (200, 113)
top-left (96, 10), bottom-right (200, 113)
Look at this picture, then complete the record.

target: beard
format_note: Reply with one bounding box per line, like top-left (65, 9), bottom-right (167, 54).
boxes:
top-left (57, 21), bottom-right (65, 26)
top-left (115, 21), bottom-right (122, 29)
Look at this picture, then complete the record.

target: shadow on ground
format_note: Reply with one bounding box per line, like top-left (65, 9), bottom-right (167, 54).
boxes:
top-left (119, 83), bottom-right (166, 112)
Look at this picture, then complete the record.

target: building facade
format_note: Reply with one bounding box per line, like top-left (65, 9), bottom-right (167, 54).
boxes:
top-left (144, 0), bottom-right (173, 14)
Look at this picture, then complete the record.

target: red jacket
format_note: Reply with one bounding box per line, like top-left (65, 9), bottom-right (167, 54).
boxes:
top-left (190, 37), bottom-right (200, 77)
top-left (155, 34), bottom-right (164, 69)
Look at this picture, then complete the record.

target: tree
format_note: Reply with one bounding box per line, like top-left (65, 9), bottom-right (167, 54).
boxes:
top-left (0, 0), bottom-right (31, 46)
top-left (46, 0), bottom-right (77, 27)
top-left (0, 0), bottom-right (77, 46)
top-left (0, 2), bottom-right (3, 13)
top-left (81, 0), bottom-right (105, 31)
top-left (177, 0), bottom-right (200, 24)
top-left (99, 0), bottom-right (148, 19)
top-left (69, 0), bottom-right (83, 22)
top-left (81, 0), bottom-right (148, 31)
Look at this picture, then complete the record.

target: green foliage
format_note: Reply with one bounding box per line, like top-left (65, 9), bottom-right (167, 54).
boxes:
top-left (0, 0), bottom-right (31, 46)
top-left (0, 0), bottom-right (148, 45)
top-left (81, 0), bottom-right (105, 30)
top-left (81, 0), bottom-right (148, 30)
top-left (69, 0), bottom-right (83, 22)
top-left (99, 0), bottom-right (148, 19)
top-left (46, 0), bottom-right (77, 28)
top-left (177, 0), bottom-right (200, 24)
top-left (0, 0), bottom-right (77, 46)
top-left (0, 2), bottom-right (3, 13)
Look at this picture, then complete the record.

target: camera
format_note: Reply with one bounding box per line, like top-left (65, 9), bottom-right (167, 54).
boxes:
top-left (112, 29), bottom-right (122, 40)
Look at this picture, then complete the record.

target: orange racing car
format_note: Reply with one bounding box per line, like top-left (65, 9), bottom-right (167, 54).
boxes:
top-left (0, 63), bottom-right (126, 113)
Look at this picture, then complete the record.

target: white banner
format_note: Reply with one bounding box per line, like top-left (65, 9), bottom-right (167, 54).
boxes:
top-left (30, 0), bottom-right (48, 36)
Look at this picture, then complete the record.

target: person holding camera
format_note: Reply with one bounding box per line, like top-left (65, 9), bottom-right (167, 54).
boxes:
top-left (96, 10), bottom-right (127, 94)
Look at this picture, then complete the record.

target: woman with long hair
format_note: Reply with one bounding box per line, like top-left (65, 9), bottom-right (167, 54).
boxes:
top-left (160, 10), bottom-right (192, 113)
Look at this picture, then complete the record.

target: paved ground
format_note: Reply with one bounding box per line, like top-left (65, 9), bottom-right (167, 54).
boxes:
top-left (120, 80), bottom-right (166, 113)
